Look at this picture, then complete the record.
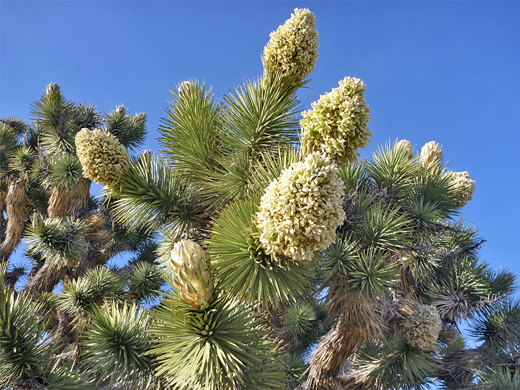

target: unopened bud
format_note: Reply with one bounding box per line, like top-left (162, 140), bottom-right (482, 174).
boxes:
top-left (115, 104), bottom-right (126, 116)
top-left (46, 82), bottom-right (61, 95)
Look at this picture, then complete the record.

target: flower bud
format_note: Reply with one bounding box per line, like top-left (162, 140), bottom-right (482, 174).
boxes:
top-left (419, 141), bottom-right (443, 169)
top-left (115, 104), bottom-right (126, 116)
top-left (395, 139), bottom-right (413, 158)
top-left (169, 239), bottom-right (213, 308)
top-left (46, 82), bottom-right (61, 95)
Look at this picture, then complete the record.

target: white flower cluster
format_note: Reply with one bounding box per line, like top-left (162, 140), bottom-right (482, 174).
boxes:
top-left (448, 171), bottom-right (475, 207)
top-left (300, 77), bottom-right (372, 164)
top-left (75, 128), bottom-right (128, 187)
top-left (404, 304), bottom-right (442, 351)
top-left (419, 141), bottom-right (443, 169)
top-left (395, 139), bottom-right (413, 158)
top-left (168, 239), bottom-right (213, 308)
top-left (263, 8), bottom-right (319, 80)
top-left (256, 153), bottom-right (346, 262)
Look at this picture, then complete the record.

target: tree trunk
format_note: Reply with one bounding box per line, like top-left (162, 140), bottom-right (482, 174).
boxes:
top-left (0, 178), bottom-right (30, 263)
top-left (303, 307), bottom-right (379, 390)
top-left (24, 262), bottom-right (67, 293)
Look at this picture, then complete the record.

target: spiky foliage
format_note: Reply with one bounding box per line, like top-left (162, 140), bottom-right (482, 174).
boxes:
top-left (208, 194), bottom-right (311, 307)
top-left (81, 302), bottom-right (153, 388)
top-left (128, 261), bottom-right (164, 302)
top-left (109, 154), bottom-right (206, 237)
top-left (304, 140), bottom-right (513, 389)
top-left (25, 217), bottom-right (87, 266)
top-left (150, 289), bottom-right (285, 389)
top-left (2, 9), bottom-right (515, 390)
top-left (59, 266), bottom-right (125, 320)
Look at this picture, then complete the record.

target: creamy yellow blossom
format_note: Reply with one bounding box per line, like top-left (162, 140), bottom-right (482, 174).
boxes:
top-left (419, 141), bottom-right (443, 169)
top-left (448, 171), bottom-right (475, 207)
top-left (395, 139), bottom-right (413, 158)
top-left (301, 77), bottom-right (372, 164)
top-left (75, 128), bottom-right (129, 187)
top-left (404, 304), bottom-right (442, 351)
top-left (263, 8), bottom-right (319, 80)
top-left (168, 239), bottom-right (213, 308)
top-left (255, 153), bottom-right (346, 262)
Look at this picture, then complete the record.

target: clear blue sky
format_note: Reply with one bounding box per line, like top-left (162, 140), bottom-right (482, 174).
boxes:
top-left (1, 2), bottom-right (519, 298)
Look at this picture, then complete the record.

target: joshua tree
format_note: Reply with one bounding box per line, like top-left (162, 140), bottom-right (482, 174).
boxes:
top-left (1, 8), bottom-right (518, 390)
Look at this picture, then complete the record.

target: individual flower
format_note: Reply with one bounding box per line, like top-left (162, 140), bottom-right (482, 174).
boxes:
top-left (404, 304), bottom-right (442, 351)
top-left (168, 239), bottom-right (213, 308)
top-left (300, 77), bottom-right (372, 164)
top-left (263, 8), bottom-right (319, 80)
top-left (75, 128), bottom-right (129, 187)
top-left (255, 153), bottom-right (346, 262)
top-left (447, 171), bottom-right (475, 207)
top-left (419, 141), bottom-right (443, 169)
top-left (395, 139), bottom-right (413, 158)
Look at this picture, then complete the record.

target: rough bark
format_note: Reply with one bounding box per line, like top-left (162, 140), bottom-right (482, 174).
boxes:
top-left (303, 306), bottom-right (380, 390)
top-left (68, 177), bottom-right (91, 216)
top-left (47, 177), bottom-right (91, 219)
top-left (0, 190), bottom-right (6, 242)
top-left (47, 187), bottom-right (71, 218)
top-left (24, 262), bottom-right (67, 293)
top-left (0, 178), bottom-right (31, 262)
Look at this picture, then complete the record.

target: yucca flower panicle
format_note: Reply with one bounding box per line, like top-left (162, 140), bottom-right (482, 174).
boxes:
top-left (419, 141), bottom-right (443, 170)
top-left (301, 77), bottom-right (372, 164)
top-left (168, 239), bottom-right (213, 308)
top-left (263, 8), bottom-right (319, 80)
top-left (75, 127), bottom-right (129, 187)
top-left (256, 152), bottom-right (346, 262)
top-left (404, 304), bottom-right (442, 351)
top-left (447, 171), bottom-right (475, 207)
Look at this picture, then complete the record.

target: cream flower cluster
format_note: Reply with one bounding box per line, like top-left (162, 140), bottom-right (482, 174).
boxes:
top-left (263, 8), bottom-right (319, 80)
top-left (300, 77), bottom-right (372, 164)
top-left (395, 139), bottom-right (413, 158)
top-left (419, 141), bottom-right (443, 169)
top-left (404, 304), bottom-right (442, 351)
top-left (168, 239), bottom-right (213, 308)
top-left (255, 153), bottom-right (346, 262)
top-left (448, 171), bottom-right (475, 207)
top-left (75, 128), bottom-right (129, 187)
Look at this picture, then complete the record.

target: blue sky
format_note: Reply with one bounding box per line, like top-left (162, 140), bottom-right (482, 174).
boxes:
top-left (1, 0), bottom-right (519, 301)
